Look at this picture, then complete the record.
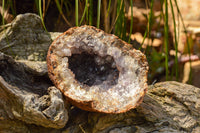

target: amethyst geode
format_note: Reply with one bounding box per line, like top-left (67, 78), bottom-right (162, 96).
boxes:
top-left (47, 25), bottom-right (148, 113)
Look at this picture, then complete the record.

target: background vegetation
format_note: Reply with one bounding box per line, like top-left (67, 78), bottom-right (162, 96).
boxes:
top-left (0, 0), bottom-right (193, 84)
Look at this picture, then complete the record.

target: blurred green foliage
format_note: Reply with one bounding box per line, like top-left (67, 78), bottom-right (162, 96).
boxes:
top-left (0, 0), bottom-right (192, 83)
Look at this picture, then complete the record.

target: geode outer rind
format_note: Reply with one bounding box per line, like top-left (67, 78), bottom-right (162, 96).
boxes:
top-left (47, 25), bottom-right (148, 113)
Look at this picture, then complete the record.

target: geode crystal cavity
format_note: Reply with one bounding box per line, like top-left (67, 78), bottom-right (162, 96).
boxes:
top-left (47, 25), bottom-right (148, 113)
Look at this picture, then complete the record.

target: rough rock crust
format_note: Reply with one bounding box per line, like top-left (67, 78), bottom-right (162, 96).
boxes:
top-left (47, 25), bottom-right (149, 113)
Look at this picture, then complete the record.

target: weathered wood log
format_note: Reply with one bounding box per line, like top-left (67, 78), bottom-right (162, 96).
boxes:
top-left (0, 52), bottom-right (68, 130)
top-left (0, 52), bottom-right (200, 133)
top-left (0, 13), bottom-right (61, 61)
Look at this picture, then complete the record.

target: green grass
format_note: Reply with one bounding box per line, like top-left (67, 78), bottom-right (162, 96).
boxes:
top-left (164, 0), bottom-right (169, 80)
top-left (2, 0), bottom-right (5, 25)
top-left (140, 0), bottom-right (154, 50)
top-left (89, 0), bottom-right (93, 25)
top-left (97, 0), bottom-right (101, 28)
top-left (54, 0), bottom-right (71, 26)
top-left (75, 0), bottom-right (79, 26)
top-left (80, 0), bottom-right (88, 25)
top-left (39, 0), bottom-right (47, 32)
top-left (174, 0), bottom-right (192, 83)
top-left (128, 0), bottom-right (133, 43)
top-left (114, 0), bottom-right (126, 39)
top-left (169, 0), bottom-right (179, 80)
top-left (106, 0), bottom-right (111, 18)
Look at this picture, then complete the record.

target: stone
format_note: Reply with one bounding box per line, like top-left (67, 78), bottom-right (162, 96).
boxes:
top-left (47, 25), bottom-right (149, 113)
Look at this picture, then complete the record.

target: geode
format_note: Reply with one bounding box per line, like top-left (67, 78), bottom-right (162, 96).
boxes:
top-left (47, 25), bottom-right (148, 113)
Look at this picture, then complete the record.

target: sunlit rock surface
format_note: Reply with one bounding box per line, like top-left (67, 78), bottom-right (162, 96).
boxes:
top-left (47, 25), bottom-right (149, 113)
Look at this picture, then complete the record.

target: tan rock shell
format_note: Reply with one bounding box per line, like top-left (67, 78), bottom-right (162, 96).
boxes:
top-left (47, 25), bottom-right (148, 113)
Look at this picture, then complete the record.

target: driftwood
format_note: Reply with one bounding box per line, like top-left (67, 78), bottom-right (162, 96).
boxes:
top-left (0, 52), bottom-right (200, 133)
top-left (0, 52), bottom-right (68, 131)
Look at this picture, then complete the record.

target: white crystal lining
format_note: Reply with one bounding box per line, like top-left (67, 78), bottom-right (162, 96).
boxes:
top-left (52, 27), bottom-right (146, 111)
